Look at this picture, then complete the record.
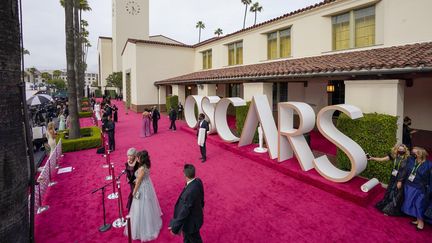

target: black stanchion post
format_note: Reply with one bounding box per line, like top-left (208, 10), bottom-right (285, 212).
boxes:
top-left (98, 187), bottom-right (111, 232)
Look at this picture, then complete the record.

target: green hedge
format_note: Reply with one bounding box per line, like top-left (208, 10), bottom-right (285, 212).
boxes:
top-left (57, 126), bottom-right (101, 152)
top-left (108, 90), bottom-right (117, 98)
top-left (235, 101), bottom-right (258, 143)
top-left (166, 95), bottom-right (179, 112)
top-left (79, 111), bottom-right (92, 118)
top-left (95, 89), bottom-right (102, 98)
top-left (336, 113), bottom-right (397, 184)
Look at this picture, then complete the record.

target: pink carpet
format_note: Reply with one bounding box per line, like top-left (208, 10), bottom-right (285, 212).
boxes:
top-left (35, 101), bottom-right (432, 242)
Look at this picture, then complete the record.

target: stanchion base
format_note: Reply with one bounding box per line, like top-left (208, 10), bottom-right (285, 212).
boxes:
top-left (103, 154), bottom-right (107, 158)
top-left (48, 181), bottom-right (57, 187)
top-left (105, 175), bottom-right (112, 181)
top-left (254, 147), bottom-right (268, 153)
top-left (108, 192), bottom-right (118, 200)
top-left (102, 164), bottom-right (109, 168)
top-left (99, 224), bottom-right (111, 232)
top-left (112, 218), bottom-right (127, 228)
top-left (37, 206), bottom-right (49, 214)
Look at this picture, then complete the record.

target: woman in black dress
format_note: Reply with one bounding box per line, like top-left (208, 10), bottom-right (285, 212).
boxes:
top-left (125, 148), bottom-right (139, 212)
top-left (369, 144), bottom-right (410, 216)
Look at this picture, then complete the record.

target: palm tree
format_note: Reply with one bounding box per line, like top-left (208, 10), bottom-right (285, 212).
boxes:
top-left (65, 0), bottom-right (81, 139)
top-left (214, 28), bottom-right (223, 37)
top-left (196, 21), bottom-right (205, 42)
top-left (0, 0), bottom-right (31, 242)
top-left (250, 2), bottom-right (263, 26)
top-left (53, 70), bottom-right (62, 79)
top-left (241, 0), bottom-right (252, 29)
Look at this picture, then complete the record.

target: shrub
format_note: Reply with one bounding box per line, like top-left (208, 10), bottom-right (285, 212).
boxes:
top-left (166, 95), bottom-right (179, 112)
top-left (95, 89), bottom-right (102, 98)
top-left (78, 111), bottom-right (92, 118)
top-left (336, 113), bottom-right (397, 184)
top-left (108, 90), bottom-right (117, 98)
top-left (236, 101), bottom-right (258, 143)
top-left (57, 126), bottom-right (101, 152)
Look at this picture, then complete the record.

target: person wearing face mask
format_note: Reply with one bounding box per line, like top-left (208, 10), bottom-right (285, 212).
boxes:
top-left (369, 144), bottom-right (410, 216)
top-left (402, 147), bottom-right (431, 230)
top-left (125, 148), bottom-right (139, 212)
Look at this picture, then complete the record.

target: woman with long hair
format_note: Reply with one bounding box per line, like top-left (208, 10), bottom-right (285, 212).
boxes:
top-left (125, 150), bottom-right (162, 241)
top-left (402, 147), bottom-right (431, 230)
top-left (141, 109), bottom-right (152, 137)
top-left (369, 144), bottom-right (410, 216)
top-left (125, 148), bottom-right (139, 212)
top-left (46, 122), bottom-right (57, 155)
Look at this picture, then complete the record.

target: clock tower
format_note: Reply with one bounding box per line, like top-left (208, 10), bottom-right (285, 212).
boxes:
top-left (112, 0), bottom-right (149, 72)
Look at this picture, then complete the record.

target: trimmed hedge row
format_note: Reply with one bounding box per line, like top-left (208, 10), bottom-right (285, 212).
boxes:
top-left (235, 101), bottom-right (258, 143)
top-left (336, 113), bottom-right (397, 184)
top-left (166, 95), bottom-right (179, 112)
top-left (95, 89), bottom-right (102, 98)
top-left (57, 126), bottom-right (101, 152)
top-left (78, 111), bottom-right (93, 118)
top-left (108, 90), bottom-right (117, 98)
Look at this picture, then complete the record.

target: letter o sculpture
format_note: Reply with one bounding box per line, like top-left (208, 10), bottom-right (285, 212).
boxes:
top-left (185, 95), bottom-right (204, 128)
top-left (214, 97), bottom-right (246, 143)
top-left (202, 96), bottom-right (221, 134)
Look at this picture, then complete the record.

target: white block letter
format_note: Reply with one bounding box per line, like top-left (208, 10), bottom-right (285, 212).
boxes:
top-left (202, 96), bottom-right (221, 134)
top-left (184, 95), bottom-right (204, 128)
top-left (214, 97), bottom-right (246, 142)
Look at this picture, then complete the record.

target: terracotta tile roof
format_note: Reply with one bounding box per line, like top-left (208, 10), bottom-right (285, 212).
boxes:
top-left (193, 0), bottom-right (337, 48)
top-left (155, 42), bottom-right (432, 85)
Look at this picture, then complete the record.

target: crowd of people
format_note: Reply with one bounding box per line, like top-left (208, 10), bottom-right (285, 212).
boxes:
top-left (369, 145), bottom-right (432, 230)
top-left (92, 96), bottom-right (118, 152)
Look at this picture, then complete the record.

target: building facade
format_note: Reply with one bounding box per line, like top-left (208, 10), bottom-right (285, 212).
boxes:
top-left (98, 0), bottom-right (432, 145)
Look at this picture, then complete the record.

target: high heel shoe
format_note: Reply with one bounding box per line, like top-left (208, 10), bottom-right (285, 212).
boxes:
top-left (411, 220), bottom-right (418, 225)
top-left (416, 224), bottom-right (424, 231)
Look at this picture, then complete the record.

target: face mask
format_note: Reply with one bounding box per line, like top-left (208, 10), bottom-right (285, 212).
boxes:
top-left (397, 151), bottom-right (405, 155)
top-left (411, 153), bottom-right (417, 159)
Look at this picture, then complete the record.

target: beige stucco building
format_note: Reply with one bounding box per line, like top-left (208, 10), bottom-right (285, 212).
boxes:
top-left (98, 0), bottom-right (432, 147)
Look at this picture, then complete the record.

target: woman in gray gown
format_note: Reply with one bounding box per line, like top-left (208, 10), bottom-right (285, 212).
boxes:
top-left (125, 150), bottom-right (162, 241)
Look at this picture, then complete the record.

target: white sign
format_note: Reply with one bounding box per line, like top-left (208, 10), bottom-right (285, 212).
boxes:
top-left (184, 95), bottom-right (368, 183)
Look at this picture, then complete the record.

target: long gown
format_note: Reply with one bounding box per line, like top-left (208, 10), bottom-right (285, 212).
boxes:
top-left (94, 104), bottom-right (101, 121)
top-left (125, 167), bottom-right (162, 242)
top-left (402, 158), bottom-right (431, 220)
top-left (375, 153), bottom-right (408, 216)
top-left (425, 167), bottom-right (432, 223)
top-left (46, 130), bottom-right (56, 156)
top-left (58, 114), bottom-right (66, 131)
top-left (141, 112), bottom-right (151, 137)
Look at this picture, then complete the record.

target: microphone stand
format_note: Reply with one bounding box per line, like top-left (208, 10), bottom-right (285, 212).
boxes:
top-left (113, 170), bottom-right (127, 228)
top-left (92, 180), bottom-right (114, 232)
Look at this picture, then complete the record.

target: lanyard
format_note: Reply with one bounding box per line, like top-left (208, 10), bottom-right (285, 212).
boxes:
top-left (410, 162), bottom-right (421, 175)
top-left (393, 157), bottom-right (402, 170)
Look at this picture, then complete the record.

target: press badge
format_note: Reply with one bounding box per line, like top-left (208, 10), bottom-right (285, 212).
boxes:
top-left (391, 169), bottom-right (398, 176)
top-left (408, 173), bottom-right (416, 182)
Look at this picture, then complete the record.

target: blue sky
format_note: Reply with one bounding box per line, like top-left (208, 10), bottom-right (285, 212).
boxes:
top-left (23, 0), bottom-right (322, 72)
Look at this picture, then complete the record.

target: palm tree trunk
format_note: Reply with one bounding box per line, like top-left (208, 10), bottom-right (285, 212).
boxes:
top-left (66, 0), bottom-right (81, 138)
top-left (199, 28), bottom-right (201, 42)
top-left (74, 0), bottom-right (83, 110)
top-left (243, 5), bottom-right (248, 29)
top-left (0, 0), bottom-right (30, 242)
top-left (254, 12), bottom-right (257, 25)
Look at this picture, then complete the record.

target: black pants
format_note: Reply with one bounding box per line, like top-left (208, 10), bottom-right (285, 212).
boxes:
top-left (200, 143), bottom-right (206, 160)
top-left (170, 120), bottom-right (176, 130)
top-left (108, 132), bottom-right (115, 151)
top-left (178, 111), bottom-right (183, 120)
top-left (183, 231), bottom-right (202, 243)
top-left (153, 120), bottom-right (158, 133)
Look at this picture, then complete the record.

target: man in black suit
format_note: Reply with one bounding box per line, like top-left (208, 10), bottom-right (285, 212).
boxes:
top-left (105, 115), bottom-right (115, 151)
top-left (169, 106), bottom-right (177, 131)
top-left (169, 164), bottom-right (204, 243)
top-left (197, 113), bottom-right (209, 162)
top-left (151, 106), bottom-right (161, 133)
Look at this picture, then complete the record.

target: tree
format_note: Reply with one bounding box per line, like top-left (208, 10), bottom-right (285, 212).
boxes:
top-left (22, 48), bottom-right (30, 55)
top-left (250, 2), bottom-right (263, 26)
top-left (196, 21), bottom-right (205, 43)
top-left (214, 28), bottom-right (223, 37)
top-left (53, 70), bottom-right (62, 79)
top-left (0, 0), bottom-right (31, 242)
top-left (241, 0), bottom-right (252, 29)
top-left (47, 78), bottom-right (66, 90)
top-left (41, 72), bottom-right (51, 82)
top-left (28, 67), bottom-right (37, 89)
top-left (106, 72), bottom-right (123, 93)
top-left (65, 0), bottom-right (81, 138)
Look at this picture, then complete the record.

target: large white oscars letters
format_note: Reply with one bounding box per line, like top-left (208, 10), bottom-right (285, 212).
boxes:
top-left (184, 95), bottom-right (368, 183)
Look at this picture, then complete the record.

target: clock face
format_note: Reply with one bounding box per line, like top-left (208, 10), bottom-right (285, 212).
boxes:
top-left (125, 1), bottom-right (141, 15)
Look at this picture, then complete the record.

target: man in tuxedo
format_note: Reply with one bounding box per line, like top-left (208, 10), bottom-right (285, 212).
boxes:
top-left (169, 164), bottom-right (204, 243)
top-left (105, 115), bottom-right (115, 151)
top-left (197, 113), bottom-right (209, 162)
top-left (169, 107), bottom-right (177, 131)
top-left (151, 106), bottom-right (161, 133)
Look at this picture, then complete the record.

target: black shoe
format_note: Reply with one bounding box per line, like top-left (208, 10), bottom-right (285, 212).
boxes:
top-left (201, 158), bottom-right (206, 162)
